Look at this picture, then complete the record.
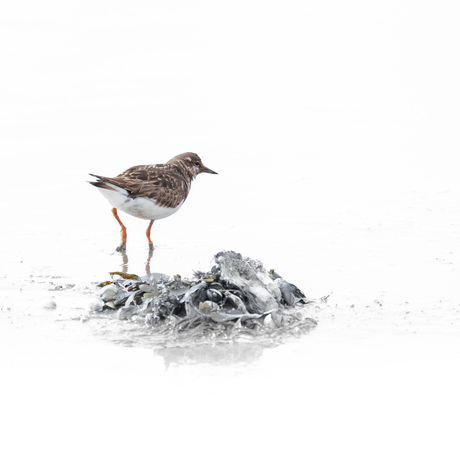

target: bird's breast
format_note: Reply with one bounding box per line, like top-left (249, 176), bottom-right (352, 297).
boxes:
top-left (120, 196), bottom-right (184, 220)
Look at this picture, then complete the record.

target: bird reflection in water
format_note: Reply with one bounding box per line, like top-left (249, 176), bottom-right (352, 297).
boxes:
top-left (117, 245), bottom-right (154, 276)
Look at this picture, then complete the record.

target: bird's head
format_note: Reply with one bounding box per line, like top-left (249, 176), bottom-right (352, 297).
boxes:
top-left (170, 152), bottom-right (218, 178)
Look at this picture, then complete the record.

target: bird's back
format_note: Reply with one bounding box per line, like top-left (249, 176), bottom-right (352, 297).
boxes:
top-left (91, 162), bottom-right (192, 209)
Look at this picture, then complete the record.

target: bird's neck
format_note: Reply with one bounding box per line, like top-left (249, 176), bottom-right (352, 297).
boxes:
top-left (173, 160), bottom-right (196, 183)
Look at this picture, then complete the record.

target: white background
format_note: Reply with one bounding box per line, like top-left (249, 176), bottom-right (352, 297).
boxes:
top-left (0, 1), bottom-right (459, 459)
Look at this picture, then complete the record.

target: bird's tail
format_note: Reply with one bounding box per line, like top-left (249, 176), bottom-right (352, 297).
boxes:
top-left (88, 174), bottom-right (130, 208)
top-left (88, 173), bottom-right (117, 191)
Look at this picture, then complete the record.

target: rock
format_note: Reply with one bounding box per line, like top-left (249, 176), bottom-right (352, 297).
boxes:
top-left (100, 284), bottom-right (118, 301)
top-left (42, 298), bottom-right (57, 310)
top-left (88, 297), bottom-right (104, 312)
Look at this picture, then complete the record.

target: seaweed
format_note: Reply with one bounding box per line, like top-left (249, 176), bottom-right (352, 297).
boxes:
top-left (90, 251), bottom-right (321, 342)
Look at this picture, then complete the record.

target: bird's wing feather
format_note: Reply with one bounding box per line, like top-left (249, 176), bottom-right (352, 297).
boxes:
top-left (90, 165), bottom-right (190, 208)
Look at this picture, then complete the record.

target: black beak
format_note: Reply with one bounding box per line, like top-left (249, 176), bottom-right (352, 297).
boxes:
top-left (201, 165), bottom-right (218, 174)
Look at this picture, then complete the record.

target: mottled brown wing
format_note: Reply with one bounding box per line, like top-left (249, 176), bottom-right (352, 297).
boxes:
top-left (119, 164), bottom-right (181, 188)
top-left (100, 164), bottom-right (190, 208)
top-left (119, 164), bottom-right (165, 181)
top-left (127, 178), bottom-right (188, 208)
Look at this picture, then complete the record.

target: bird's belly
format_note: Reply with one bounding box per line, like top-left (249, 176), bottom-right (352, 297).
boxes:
top-left (119, 197), bottom-right (183, 220)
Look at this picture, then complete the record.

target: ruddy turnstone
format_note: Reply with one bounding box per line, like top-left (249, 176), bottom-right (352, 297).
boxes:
top-left (89, 152), bottom-right (217, 251)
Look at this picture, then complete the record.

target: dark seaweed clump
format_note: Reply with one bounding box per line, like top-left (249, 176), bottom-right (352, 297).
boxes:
top-left (90, 251), bottom-right (322, 342)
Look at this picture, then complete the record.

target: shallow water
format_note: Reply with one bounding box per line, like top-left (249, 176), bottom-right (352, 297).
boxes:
top-left (1, 182), bottom-right (459, 459)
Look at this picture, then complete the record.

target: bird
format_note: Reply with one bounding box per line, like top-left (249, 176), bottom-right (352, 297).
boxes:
top-left (89, 152), bottom-right (217, 252)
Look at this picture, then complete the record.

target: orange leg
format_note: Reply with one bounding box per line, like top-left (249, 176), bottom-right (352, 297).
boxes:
top-left (112, 207), bottom-right (127, 252)
top-left (146, 219), bottom-right (154, 249)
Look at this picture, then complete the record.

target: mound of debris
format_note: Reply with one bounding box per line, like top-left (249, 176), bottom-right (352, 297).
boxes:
top-left (89, 251), bottom-right (321, 341)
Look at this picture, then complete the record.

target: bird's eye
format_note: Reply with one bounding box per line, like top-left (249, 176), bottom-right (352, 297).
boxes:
top-left (195, 161), bottom-right (200, 166)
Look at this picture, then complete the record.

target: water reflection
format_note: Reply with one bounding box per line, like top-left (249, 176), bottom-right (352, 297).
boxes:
top-left (117, 246), bottom-right (154, 276)
top-left (146, 245), bottom-right (153, 276)
top-left (120, 249), bottom-right (129, 272)
top-left (153, 340), bottom-right (280, 368)
top-left (87, 312), bottom-right (314, 368)
top-left (154, 341), bottom-right (270, 368)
